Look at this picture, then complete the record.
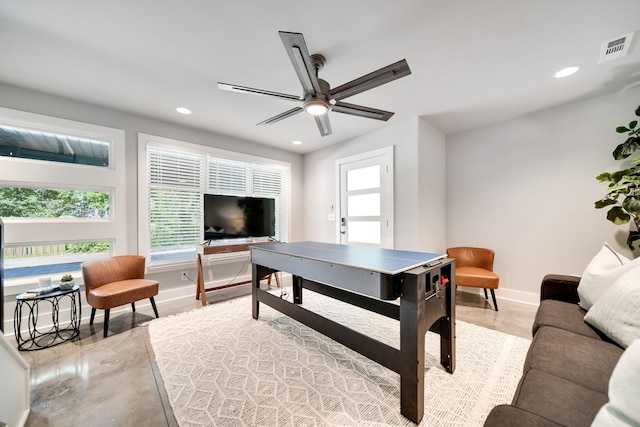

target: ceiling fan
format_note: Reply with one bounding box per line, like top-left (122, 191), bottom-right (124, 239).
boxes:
top-left (218, 31), bottom-right (411, 137)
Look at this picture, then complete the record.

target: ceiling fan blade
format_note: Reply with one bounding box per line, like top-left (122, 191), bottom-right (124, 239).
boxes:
top-left (218, 82), bottom-right (301, 102)
top-left (257, 107), bottom-right (304, 126)
top-left (331, 101), bottom-right (395, 121)
top-left (314, 114), bottom-right (332, 137)
top-left (329, 59), bottom-right (411, 101)
top-left (279, 31), bottom-right (322, 95)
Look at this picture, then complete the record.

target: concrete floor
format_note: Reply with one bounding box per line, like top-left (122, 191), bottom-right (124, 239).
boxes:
top-left (17, 284), bottom-right (538, 427)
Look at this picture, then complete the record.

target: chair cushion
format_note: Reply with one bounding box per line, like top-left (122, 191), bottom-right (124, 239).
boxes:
top-left (87, 278), bottom-right (159, 309)
top-left (532, 299), bottom-right (601, 339)
top-left (455, 266), bottom-right (499, 289)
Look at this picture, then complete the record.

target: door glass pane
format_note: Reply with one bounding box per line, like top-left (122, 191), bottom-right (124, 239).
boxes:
top-left (347, 165), bottom-right (380, 191)
top-left (347, 194), bottom-right (380, 216)
top-left (348, 221), bottom-right (381, 244)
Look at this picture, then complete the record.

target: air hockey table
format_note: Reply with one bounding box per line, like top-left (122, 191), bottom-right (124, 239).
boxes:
top-left (251, 241), bottom-right (456, 424)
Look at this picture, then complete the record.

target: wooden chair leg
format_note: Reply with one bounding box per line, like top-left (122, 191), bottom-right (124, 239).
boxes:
top-left (90, 307), bottom-right (96, 325)
top-left (103, 309), bottom-right (110, 338)
top-left (483, 288), bottom-right (489, 300)
top-left (490, 289), bottom-right (498, 311)
top-left (131, 302), bottom-right (136, 312)
top-left (150, 297), bottom-right (159, 318)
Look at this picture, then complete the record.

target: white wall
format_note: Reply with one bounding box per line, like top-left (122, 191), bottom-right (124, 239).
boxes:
top-left (0, 82), bottom-right (304, 333)
top-left (303, 117), bottom-right (447, 253)
top-left (446, 87), bottom-right (640, 303)
top-left (418, 118), bottom-right (447, 253)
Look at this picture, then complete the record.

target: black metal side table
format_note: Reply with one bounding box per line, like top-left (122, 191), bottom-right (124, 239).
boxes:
top-left (14, 285), bottom-right (81, 351)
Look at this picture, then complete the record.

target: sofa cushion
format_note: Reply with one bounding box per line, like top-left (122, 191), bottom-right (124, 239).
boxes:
top-left (483, 404), bottom-right (563, 427)
top-left (524, 326), bottom-right (623, 394)
top-left (577, 242), bottom-right (633, 310)
top-left (584, 267), bottom-right (640, 349)
top-left (532, 299), bottom-right (600, 339)
top-left (591, 339), bottom-right (640, 426)
top-left (512, 369), bottom-right (608, 427)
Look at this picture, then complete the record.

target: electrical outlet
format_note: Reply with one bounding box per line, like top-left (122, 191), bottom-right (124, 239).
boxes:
top-left (181, 271), bottom-right (189, 281)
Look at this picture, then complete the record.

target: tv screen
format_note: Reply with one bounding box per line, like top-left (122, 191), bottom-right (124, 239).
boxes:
top-left (204, 194), bottom-right (275, 241)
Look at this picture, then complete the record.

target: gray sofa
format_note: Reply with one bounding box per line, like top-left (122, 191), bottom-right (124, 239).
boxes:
top-left (484, 274), bottom-right (625, 427)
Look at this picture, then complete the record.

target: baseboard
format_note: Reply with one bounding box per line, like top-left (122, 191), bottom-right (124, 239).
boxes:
top-left (457, 286), bottom-right (539, 306)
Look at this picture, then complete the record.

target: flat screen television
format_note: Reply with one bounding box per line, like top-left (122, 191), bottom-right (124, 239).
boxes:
top-left (203, 194), bottom-right (275, 242)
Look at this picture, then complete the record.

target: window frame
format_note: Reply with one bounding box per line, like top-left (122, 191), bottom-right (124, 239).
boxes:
top-left (137, 133), bottom-right (291, 272)
top-left (0, 107), bottom-right (127, 287)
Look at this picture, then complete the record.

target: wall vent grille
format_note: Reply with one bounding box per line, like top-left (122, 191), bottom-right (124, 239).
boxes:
top-left (599, 32), bottom-right (635, 63)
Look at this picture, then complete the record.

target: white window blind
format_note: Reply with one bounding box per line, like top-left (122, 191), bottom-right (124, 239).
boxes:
top-left (207, 158), bottom-right (248, 195)
top-left (252, 164), bottom-right (289, 243)
top-left (148, 146), bottom-right (204, 263)
top-left (145, 141), bottom-right (290, 266)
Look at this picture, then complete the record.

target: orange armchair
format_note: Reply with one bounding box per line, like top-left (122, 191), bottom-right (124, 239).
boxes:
top-left (446, 247), bottom-right (499, 311)
top-left (82, 255), bottom-right (159, 337)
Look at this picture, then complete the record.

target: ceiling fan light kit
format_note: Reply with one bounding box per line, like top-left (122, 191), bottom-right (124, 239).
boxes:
top-left (219, 31), bottom-right (411, 137)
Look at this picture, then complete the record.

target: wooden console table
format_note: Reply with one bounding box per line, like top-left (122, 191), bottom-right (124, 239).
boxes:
top-left (196, 240), bottom-right (279, 306)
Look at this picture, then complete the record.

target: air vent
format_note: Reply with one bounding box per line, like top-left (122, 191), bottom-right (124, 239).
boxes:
top-left (599, 32), bottom-right (635, 64)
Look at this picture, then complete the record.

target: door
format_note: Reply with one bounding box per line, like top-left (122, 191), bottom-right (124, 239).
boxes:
top-left (336, 147), bottom-right (393, 248)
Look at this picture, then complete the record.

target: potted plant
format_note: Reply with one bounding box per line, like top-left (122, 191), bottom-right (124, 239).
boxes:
top-left (595, 105), bottom-right (640, 249)
top-left (60, 273), bottom-right (75, 290)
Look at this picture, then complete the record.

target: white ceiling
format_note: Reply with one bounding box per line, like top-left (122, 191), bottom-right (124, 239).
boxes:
top-left (1, 0), bottom-right (639, 154)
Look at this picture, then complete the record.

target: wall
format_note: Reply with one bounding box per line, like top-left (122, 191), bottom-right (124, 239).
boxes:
top-left (0, 82), bottom-right (304, 333)
top-left (446, 87), bottom-right (640, 304)
top-left (303, 117), bottom-right (446, 252)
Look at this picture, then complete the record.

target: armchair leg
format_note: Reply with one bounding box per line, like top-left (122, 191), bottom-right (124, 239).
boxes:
top-left (90, 307), bottom-right (96, 325)
top-left (131, 302), bottom-right (136, 312)
top-left (490, 289), bottom-right (498, 311)
top-left (150, 297), bottom-right (159, 318)
top-left (483, 288), bottom-right (488, 300)
top-left (103, 309), bottom-right (110, 338)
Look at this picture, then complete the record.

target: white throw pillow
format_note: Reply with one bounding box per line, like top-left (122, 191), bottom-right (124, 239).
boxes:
top-left (591, 339), bottom-right (640, 426)
top-left (584, 266), bottom-right (640, 349)
top-left (578, 242), bottom-right (633, 310)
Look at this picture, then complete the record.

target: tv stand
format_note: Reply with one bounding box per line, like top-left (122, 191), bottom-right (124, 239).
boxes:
top-left (196, 240), bottom-right (279, 306)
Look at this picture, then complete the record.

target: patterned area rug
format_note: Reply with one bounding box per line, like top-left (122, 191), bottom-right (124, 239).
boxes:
top-left (147, 291), bottom-right (530, 427)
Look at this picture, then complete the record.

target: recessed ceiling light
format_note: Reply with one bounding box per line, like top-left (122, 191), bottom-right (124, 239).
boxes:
top-left (554, 66), bottom-right (582, 78)
top-left (292, 140), bottom-right (302, 145)
top-left (176, 107), bottom-right (192, 115)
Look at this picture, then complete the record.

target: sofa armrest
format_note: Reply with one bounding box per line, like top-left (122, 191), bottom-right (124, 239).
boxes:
top-left (484, 405), bottom-right (564, 427)
top-left (540, 274), bottom-right (580, 304)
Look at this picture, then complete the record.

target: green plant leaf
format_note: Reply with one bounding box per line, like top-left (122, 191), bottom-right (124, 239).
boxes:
top-left (595, 198), bottom-right (618, 209)
top-left (627, 230), bottom-right (640, 250)
top-left (617, 126), bottom-right (630, 133)
top-left (636, 105), bottom-right (640, 116)
top-left (613, 137), bottom-right (640, 160)
top-left (630, 120), bottom-right (638, 130)
top-left (607, 206), bottom-right (631, 224)
top-left (596, 172), bottom-right (613, 182)
top-left (623, 197), bottom-right (640, 216)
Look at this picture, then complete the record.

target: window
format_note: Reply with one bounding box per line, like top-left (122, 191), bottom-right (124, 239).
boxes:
top-left (0, 123), bottom-right (110, 166)
top-left (138, 133), bottom-right (290, 268)
top-left (0, 107), bottom-right (126, 284)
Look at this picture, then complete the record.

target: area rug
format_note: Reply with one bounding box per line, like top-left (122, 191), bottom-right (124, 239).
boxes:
top-left (147, 291), bottom-right (530, 427)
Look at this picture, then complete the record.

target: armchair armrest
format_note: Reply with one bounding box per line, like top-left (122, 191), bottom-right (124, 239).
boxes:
top-left (540, 274), bottom-right (580, 304)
